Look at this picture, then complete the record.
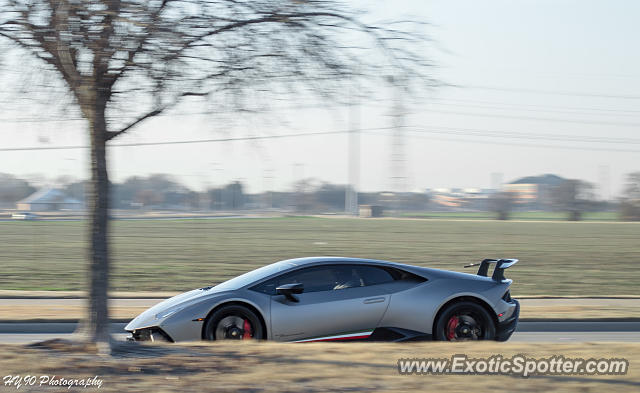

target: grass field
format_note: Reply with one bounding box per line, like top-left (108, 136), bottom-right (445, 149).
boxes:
top-left (1, 217), bottom-right (639, 295)
top-left (400, 211), bottom-right (619, 221)
top-left (1, 341), bottom-right (637, 392)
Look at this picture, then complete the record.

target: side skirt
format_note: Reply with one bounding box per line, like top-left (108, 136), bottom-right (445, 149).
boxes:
top-left (368, 327), bottom-right (432, 342)
top-left (291, 329), bottom-right (374, 343)
top-left (290, 327), bottom-right (431, 343)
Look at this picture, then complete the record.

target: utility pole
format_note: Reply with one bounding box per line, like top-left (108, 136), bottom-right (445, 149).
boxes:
top-left (345, 91), bottom-right (360, 216)
top-left (598, 164), bottom-right (610, 201)
top-left (293, 162), bottom-right (304, 212)
top-left (491, 172), bottom-right (504, 192)
top-left (389, 77), bottom-right (407, 213)
top-left (263, 167), bottom-right (274, 210)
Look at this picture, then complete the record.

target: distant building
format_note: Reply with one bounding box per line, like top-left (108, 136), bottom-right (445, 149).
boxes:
top-left (359, 205), bottom-right (384, 218)
top-left (15, 188), bottom-right (83, 212)
top-left (427, 188), bottom-right (494, 210)
top-left (432, 194), bottom-right (463, 208)
top-left (504, 174), bottom-right (566, 208)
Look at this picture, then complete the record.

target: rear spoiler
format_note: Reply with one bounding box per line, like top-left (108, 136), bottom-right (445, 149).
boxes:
top-left (464, 258), bottom-right (518, 281)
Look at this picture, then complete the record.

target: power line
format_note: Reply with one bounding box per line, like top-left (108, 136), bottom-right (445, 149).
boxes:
top-left (0, 126), bottom-right (395, 152)
top-left (427, 99), bottom-right (640, 117)
top-left (0, 103), bottom-right (352, 124)
top-left (464, 85), bottom-right (640, 100)
top-left (409, 125), bottom-right (640, 145)
top-left (424, 109), bottom-right (640, 128)
top-left (429, 97), bottom-right (640, 115)
top-left (4, 96), bottom-right (640, 126)
top-left (449, 62), bottom-right (640, 81)
top-left (396, 129), bottom-right (640, 154)
top-left (3, 123), bottom-right (640, 154)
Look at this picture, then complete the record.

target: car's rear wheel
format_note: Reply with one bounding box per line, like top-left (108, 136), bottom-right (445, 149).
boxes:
top-left (204, 305), bottom-right (264, 340)
top-left (434, 301), bottom-right (495, 341)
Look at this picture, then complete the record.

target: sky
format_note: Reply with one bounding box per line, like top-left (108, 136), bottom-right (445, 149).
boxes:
top-left (1, 0), bottom-right (639, 197)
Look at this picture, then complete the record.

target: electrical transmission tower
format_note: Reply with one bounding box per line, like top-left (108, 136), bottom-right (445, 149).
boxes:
top-left (345, 101), bottom-right (360, 216)
top-left (390, 80), bottom-right (408, 196)
top-left (345, 77), bottom-right (361, 216)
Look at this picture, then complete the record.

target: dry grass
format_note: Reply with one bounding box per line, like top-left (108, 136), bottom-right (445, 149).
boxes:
top-left (0, 305), bottom-right (145, 321)
top-left (520, 305), bottom-right (640, 320)
top-left (0, 341), bottom-right (637, 392)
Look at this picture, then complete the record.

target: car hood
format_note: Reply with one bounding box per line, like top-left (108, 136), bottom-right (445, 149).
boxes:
top-left (124, 285), bottom-right (229, 331)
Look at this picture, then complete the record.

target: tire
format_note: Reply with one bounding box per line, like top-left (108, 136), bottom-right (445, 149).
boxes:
top-left (203, 304), bottom-right (264, 341)
top-left (434, 301), bottom-right (496, 341)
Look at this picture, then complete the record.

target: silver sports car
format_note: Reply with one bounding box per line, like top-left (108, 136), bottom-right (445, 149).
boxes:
top-left (125, 257), bottom-right (519, 343)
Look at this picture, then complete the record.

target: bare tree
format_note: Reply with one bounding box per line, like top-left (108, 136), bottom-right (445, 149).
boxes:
top-left (620, 172), bottom-right (640, 221)
top-left (551, 179), bottom-right (595, 221)
top-left (0, 173), bottom-right (36, 204)
top-left (0, 0), bottom-right (430, 348)
top-left (489, 191), bottom-right (513, 220)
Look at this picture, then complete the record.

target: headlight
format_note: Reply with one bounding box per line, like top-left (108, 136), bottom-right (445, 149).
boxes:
top-left (155, 305), bottom-right (185, 320)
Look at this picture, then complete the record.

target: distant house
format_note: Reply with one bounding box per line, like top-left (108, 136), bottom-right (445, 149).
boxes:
top-left (504, 174), bottom-right (566, 208)
top-left (432, 194), bottom-right (463, 208)
top-left (15, 188), bottom-right (83, 212)
top-left (425, 187), bottom-right (494, 210)
top-left (359, 205), bottom-right (384, 218)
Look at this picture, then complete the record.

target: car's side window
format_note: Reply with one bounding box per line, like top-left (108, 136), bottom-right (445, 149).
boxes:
top-left (251, 264), bottom-right (402, 295)
top-left (279, 265), bottom-right (368, 292)
top-left (331, 265), bottom-right (365, 290)
top-left (251, 266), bottom-right (339, 295)
top-left (353, 265), bottom-right (396, 286)
top-left (285, 267), bottom-right (340, 292)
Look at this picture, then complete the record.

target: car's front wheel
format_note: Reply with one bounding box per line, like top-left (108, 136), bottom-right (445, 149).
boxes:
top-left (204, 305), bottom-right (264, 340)
top-left (434, 301), bottom-right (496, 341)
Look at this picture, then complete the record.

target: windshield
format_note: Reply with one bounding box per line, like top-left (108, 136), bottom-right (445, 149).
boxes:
top-left (213, 260), bottom-right (297, 291)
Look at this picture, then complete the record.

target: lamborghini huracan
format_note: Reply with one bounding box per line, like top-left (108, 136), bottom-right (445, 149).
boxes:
top-left (125, 257), bottom-right (519, 342)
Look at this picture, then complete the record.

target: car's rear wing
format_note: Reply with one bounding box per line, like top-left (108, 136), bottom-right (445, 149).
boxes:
top-left (464, 258), bottom-right (518, 281)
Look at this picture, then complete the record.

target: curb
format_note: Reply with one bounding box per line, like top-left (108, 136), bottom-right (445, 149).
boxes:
top-left (1, 318), bottom-right (639, 325)
top-left (2, 321), bottom-right (640, 334)
top-left (0, 319), bottom-right (131, 324)
top-left (1, 292), bottom-right (640, 300)
top-left (0, 291), bottom-right (181, 299)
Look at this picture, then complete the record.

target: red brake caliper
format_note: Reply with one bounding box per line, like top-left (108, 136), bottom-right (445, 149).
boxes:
top-left (446, 316), bottom-right (459, 340)
top-left (242, 319), bottom-right (252, 339)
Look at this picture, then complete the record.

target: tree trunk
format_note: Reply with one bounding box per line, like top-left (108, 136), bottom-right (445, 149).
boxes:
top-left (76, 94), bottom-right (111, 348)
top-left (569, 210), bottom-right (582, 221)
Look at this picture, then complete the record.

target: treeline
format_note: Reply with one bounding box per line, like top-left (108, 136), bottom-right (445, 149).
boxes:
top-left (0, 174), bottom-right (36, 205)
top-left (490, 172), bottom-right (640, 221)
top-left (1, 172), bottom-right (639, 220)
top-left (0, 173), bottom-right (431, 213)
top-left (619, 172), bottom-right (640, 221)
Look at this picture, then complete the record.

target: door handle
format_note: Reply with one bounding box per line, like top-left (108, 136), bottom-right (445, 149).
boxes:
top-left (363, 297), bottom-right (385, 304)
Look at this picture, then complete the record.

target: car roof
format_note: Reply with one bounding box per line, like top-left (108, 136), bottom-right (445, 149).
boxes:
top-left (276, 256), bottom-right (494, 283)
top-left (213, 256), bottom-right (412, 292)
top-left (279, 256), bottom-right (398, 267)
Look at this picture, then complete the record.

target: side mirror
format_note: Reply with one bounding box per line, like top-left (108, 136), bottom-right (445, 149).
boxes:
top-left (276, 283), bottom-right (304, 302)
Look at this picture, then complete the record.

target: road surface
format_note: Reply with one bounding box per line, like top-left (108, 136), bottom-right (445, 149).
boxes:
top-left (0, 322), bottom-right (638, 344)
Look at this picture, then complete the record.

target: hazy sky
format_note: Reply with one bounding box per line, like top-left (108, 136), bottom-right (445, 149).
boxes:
top-left (1, 0), bottom-right (639, 197)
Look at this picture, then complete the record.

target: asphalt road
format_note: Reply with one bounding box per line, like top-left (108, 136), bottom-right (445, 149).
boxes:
top-left (0, 322), bottom-right (638, 344)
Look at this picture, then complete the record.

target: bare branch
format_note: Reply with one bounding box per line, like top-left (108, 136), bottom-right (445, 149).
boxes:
top-left (1, 0), bottom-right (432, 138)
top-left (106, 91), bottom-right (208, 141)
top-left (105, 108), bottom-right (163, 141)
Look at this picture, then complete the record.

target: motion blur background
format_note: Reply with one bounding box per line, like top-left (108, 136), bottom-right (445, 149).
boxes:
top-left (1, 0), bottom-right (639, 297)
